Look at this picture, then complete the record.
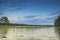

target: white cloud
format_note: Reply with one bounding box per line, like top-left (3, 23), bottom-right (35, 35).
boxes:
top-left (34, 15), bottom-right (48, 20)
top-left (8, 17), bottom-right (18, 23)
top-left (7, 14), bottom-right (56, 25)
top-left (8, 17), bottom-right (34, 23)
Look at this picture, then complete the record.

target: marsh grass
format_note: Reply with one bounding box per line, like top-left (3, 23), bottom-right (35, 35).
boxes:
top-left (0, 25), bottom-right (53, 29)
top-left (0, 25), bottom-right (59, 40)
top-left (55, 27), bottom-right (60, 30)
top-left (55, 27), bottom-right (60, 40)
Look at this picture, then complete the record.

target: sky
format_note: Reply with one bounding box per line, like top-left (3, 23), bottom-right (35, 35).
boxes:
top-left (0, 0), bottom-right (60, 25)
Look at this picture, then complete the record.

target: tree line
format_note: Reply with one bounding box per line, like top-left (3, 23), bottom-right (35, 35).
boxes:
top-left (0, 15), bottom-right (60, 26)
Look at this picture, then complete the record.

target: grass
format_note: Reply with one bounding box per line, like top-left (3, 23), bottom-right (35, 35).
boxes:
top-left (0, 25), bottom-right (60, 30)
top-left (0, 25), bottom-right (53, 30)
top-left (0, 25), bottom-right (60, 36)
top-left (55, 27), bottom-right (60, 37)
top-left (0, 25), bottom-right (40, 29)
top-left (0, 25), bottom-right (60, 39)
top-left (0, 25), bottom-right (59, 29)
top-left (55, 27), bottom-right (60, 32)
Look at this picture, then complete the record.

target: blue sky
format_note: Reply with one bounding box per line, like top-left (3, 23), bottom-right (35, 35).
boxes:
top-left (0, 0), bottom-right (60, 25)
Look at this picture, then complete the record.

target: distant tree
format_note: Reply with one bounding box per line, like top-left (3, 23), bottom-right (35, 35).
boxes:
top-left (0, 16), bottom-right (9, 23)
top-left (54, 15), bottom-right (60, 27)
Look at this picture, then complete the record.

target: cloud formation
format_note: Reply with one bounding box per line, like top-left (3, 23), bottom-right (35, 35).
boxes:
top-left (0, 0), bottom-right (60, 25)
top-left (7, 14), bottom-right (56, 25)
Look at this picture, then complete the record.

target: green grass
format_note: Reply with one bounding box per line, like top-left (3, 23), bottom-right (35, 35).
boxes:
top-left (0, 25), bottom-right (52, 29)
top-left (0, 25), bottom-right (16, 29)
top-left (55, 27), bottom-right (60, 31)
top-left (0, 25), bottom-right (40, 29)
top-left (0, 25), bottom-right (60, 34)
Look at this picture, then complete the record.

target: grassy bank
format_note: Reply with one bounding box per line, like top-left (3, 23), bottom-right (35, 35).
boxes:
top-left (0, 25), bottom-right (40, 29)
top-left (0, 25), bottom-right (53, 30)
top-left (55, 27), bottom-right (60, 37)
top-left (55, 27), bottom-right (60, 30)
